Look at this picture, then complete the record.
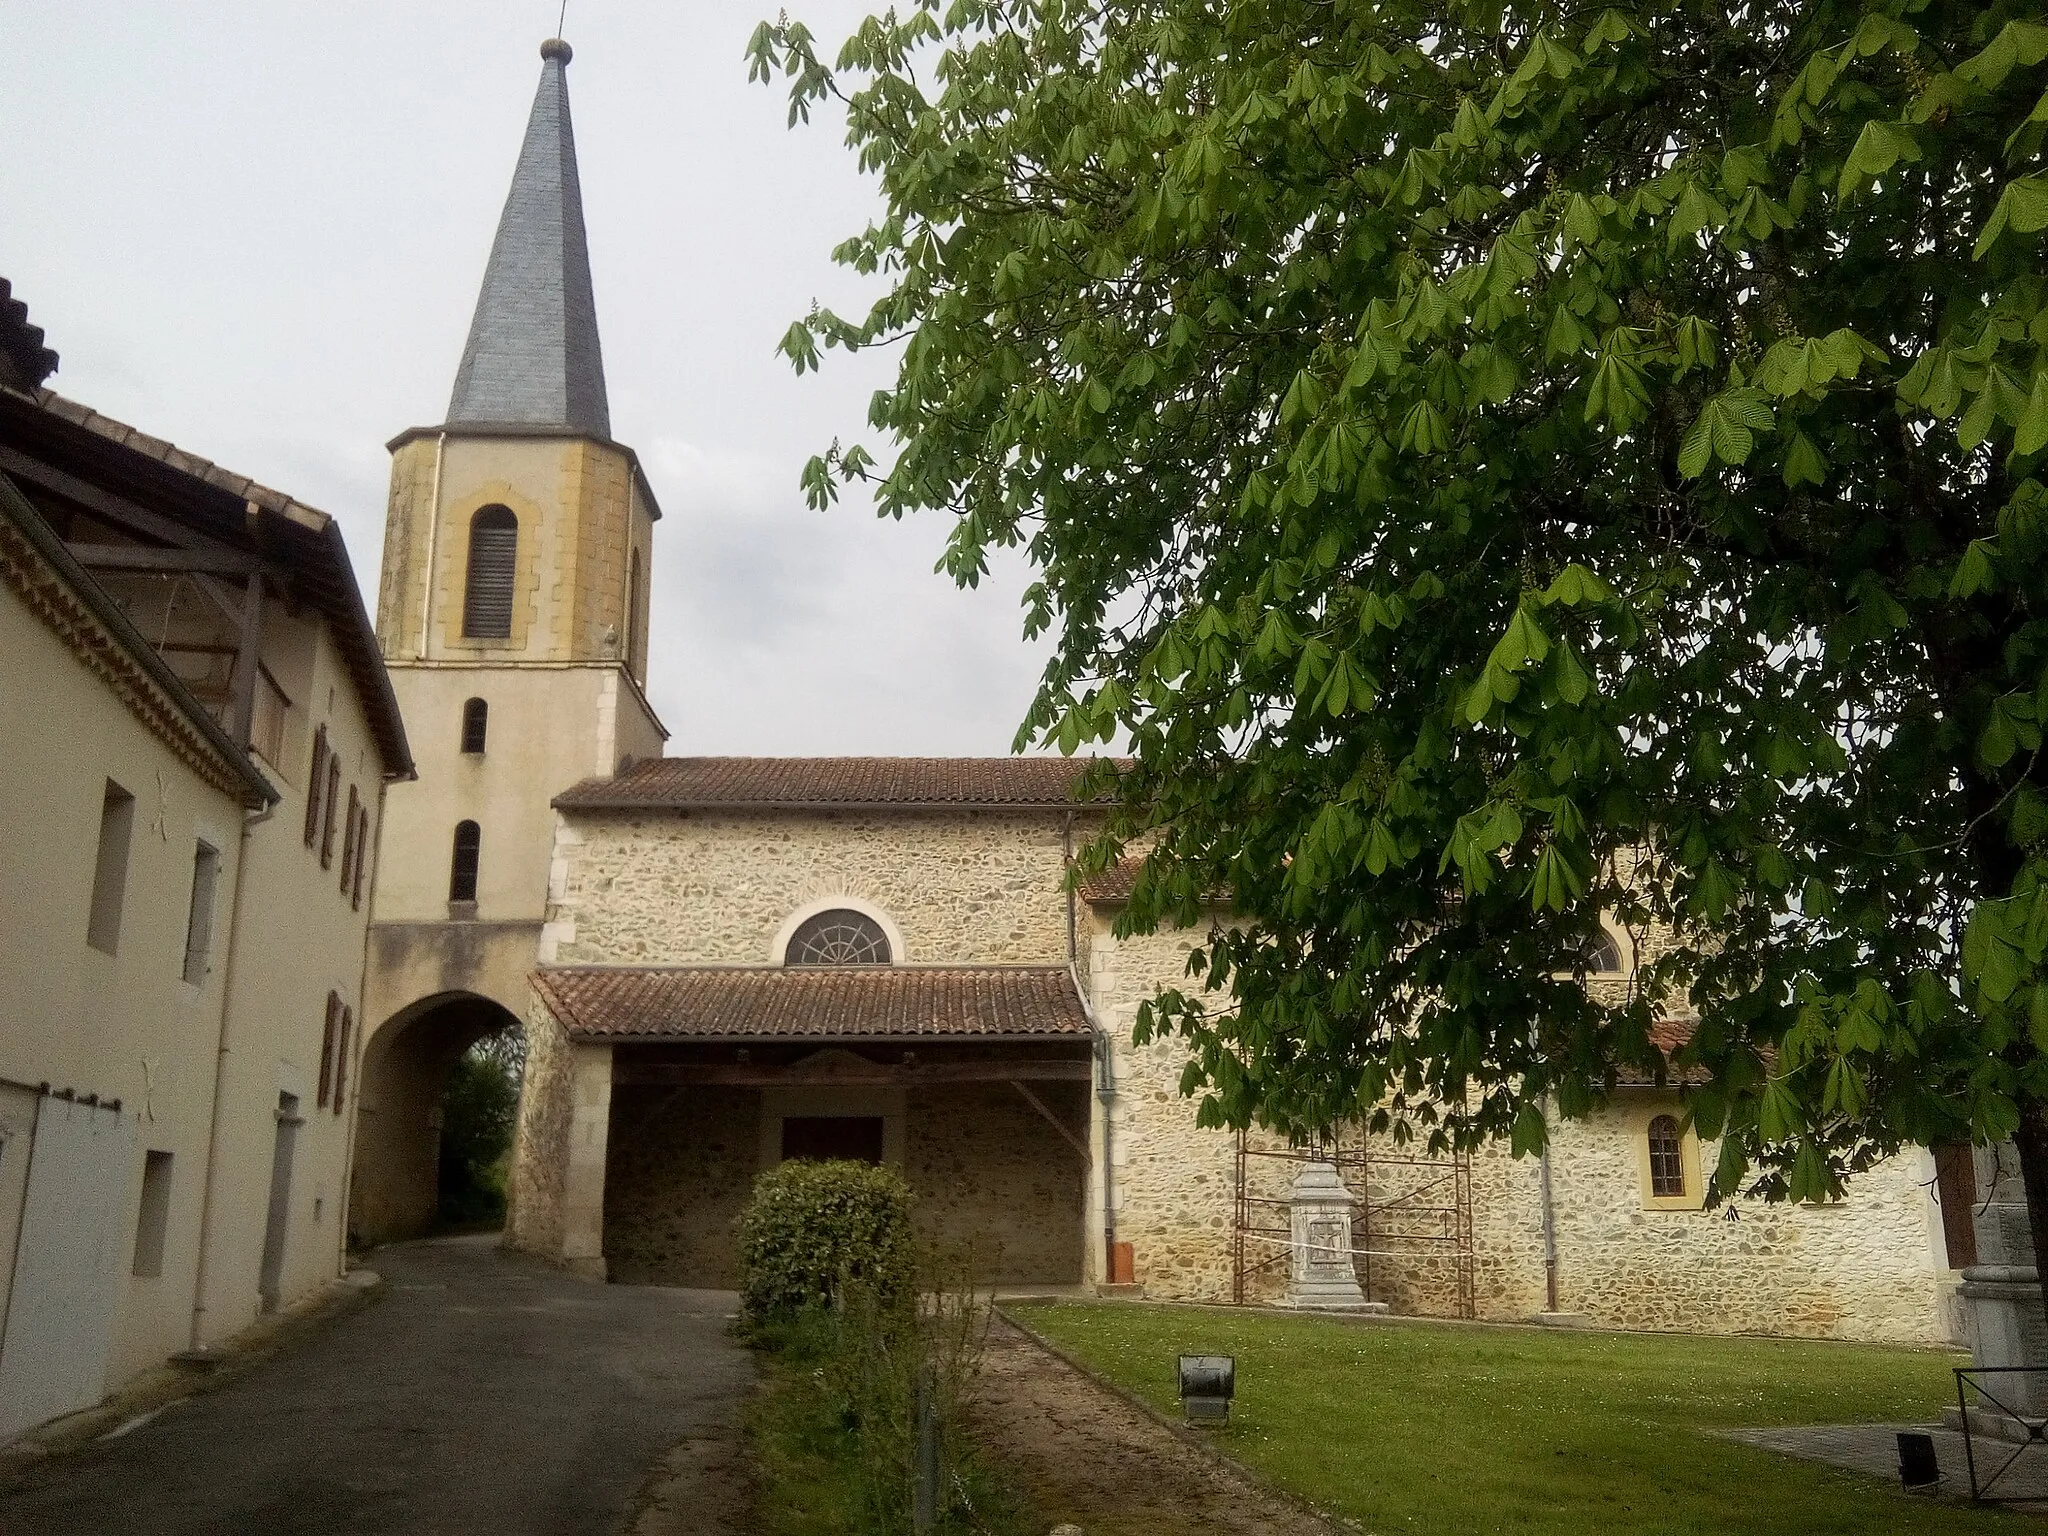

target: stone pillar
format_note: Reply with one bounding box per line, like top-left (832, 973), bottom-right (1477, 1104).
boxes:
top-left (1960, 1266), bottom-right (2048, 1416)
top-left (1284, 1161), bottom-right (1381, 1312)
top-left (561, 1042), bottom-right (612, 1281)
top-left (1947, 1144), bottom-right (2048, 1433)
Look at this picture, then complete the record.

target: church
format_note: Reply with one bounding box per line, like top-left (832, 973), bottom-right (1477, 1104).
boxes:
top-left (353, 39), bottom-right (1967, 1345)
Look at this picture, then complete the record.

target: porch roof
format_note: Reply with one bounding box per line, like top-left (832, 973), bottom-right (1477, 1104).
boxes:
top-left (532, 964), bottom-right (1094, 1043)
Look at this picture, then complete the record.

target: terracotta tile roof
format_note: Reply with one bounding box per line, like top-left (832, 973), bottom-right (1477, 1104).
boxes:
top-left (532, 965), bottom-right (1094, 1042)
top-left (1619, 1018), bottom-right (1706, 1086)
top-left (0, 386), bottom-right (413, 777)
top-left (554, 756), bottom-right (1117, 811)
top-left (1077, 859), bottom-right (1141, 904)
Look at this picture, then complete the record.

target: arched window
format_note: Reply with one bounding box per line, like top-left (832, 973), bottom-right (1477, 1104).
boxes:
top-left (1585, 928), bottom-right (1624, 974)
top-left (1647, 1115), bottom-right (1685, 1198)
top-left (460, 697), bottom-right (489, 754)
top-left (449, 820), bottom-right (481, 904)
top-left (784, 908), bottom-right (892, 965)
top-left (462, 506), bottom-right (518, 639)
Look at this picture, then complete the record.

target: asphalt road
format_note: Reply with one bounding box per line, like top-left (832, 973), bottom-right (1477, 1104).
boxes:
top-left (0, 1235), bottom-right (754, 1535)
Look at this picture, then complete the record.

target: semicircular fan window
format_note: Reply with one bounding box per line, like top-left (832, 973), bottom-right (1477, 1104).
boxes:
top-left (784, 909), bottom-right (892, 965)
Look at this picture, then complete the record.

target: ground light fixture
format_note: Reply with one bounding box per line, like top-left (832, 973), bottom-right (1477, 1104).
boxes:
top-left (1896, 1431), bottom-right (1939, 1490)
top-left (1178, 1354), bottom-right (1235, 1425)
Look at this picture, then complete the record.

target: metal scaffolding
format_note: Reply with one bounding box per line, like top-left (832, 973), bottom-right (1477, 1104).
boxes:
top-left (1232, 1130), bottom-right (1476, 1319)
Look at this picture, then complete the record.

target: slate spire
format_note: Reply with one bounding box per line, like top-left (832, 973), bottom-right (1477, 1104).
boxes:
top-left (447, 39), bottom-right (610, 438)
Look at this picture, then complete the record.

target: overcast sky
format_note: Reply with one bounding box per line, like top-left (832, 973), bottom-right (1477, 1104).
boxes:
top-left (1, 2), bottom-right (1051, 756)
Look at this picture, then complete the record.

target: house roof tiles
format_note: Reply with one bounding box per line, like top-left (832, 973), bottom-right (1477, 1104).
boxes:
top-left (554, 756), bottom-right (1115, 811)
top-left (532, 965), bottom-right (1094, 1043)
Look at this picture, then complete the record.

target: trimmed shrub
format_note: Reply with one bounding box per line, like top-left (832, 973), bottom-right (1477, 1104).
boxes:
top-left (736, 1159), bottom-right (914, 1323)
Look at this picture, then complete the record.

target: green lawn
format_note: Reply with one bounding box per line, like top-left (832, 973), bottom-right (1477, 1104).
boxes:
top-left (1005, 1302), bottom-right (2030, 1536)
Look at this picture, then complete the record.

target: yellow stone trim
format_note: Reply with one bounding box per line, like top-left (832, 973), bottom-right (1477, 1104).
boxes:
top-left (1627, 1094), bottom-right (1708, 1211)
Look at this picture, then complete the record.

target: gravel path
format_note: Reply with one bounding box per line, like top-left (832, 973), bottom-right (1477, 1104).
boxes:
top-left (972, 1315), bottom-right (1341, 1536)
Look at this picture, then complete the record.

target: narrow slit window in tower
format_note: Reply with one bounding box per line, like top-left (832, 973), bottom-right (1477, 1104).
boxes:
top-left (461, 697), bottom-right (489, 754)
top-left (450, 820), bottom-right (482, 904)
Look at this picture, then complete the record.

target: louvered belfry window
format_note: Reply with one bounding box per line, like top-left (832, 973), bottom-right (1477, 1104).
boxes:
top-left (462, 506), bottom-right (519, 639)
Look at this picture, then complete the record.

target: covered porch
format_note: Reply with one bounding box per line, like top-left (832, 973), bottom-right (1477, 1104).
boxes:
top-left (520, 965), bottom-right (1099, 1288)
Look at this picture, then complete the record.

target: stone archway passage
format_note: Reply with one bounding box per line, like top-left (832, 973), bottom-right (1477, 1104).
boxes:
top-left (349, 993), bottom-right (521, 1245)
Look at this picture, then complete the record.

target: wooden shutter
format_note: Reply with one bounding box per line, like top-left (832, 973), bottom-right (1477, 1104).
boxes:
top-left (332, 1008), bottom-right (353, 1114)
top-left (303, 727), bottom-right (327, 846)
top-left (340, 785), bottom-right (360, 895)
top-left (320, 755), bottom-right (341, 869)
top-left (351, 804), bottom-right (371, 910)
top-left (317, 992), bottom-right (339, 1109)
top-left (462, 509), bottom-right (518, 639)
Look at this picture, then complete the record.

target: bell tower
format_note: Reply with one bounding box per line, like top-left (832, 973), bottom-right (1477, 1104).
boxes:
top-left (371, 36), bottom-right (664, 942)
top-left (353, 37), bottom-right (665, 1242)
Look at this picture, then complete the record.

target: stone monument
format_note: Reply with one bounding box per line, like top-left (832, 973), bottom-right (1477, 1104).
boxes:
top-left (1948, 1145), bottom-right (2048, 1438)
top-left (1284, 1160), bottom-right (1384, 1312)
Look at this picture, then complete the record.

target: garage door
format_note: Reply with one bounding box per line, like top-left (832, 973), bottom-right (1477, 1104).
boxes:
top-left (0, 1094), bottom-right (135, 1438)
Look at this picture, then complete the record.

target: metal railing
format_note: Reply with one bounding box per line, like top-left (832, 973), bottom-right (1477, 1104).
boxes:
top-left (1955, 1366), bottom-right (2048, 1503)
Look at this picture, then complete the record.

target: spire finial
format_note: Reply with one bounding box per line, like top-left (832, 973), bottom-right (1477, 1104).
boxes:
top-left (541, 37), bottom-right (572, 63)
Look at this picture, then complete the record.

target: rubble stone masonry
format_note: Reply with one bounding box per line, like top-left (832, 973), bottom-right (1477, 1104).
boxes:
top-left (523, 805), bottom-right (1956, 1343)
top-left (545, 809), bottom-right (1073, 966)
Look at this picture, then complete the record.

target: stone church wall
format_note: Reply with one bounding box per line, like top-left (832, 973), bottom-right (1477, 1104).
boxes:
top-left (1084, 916), bottom-right (1242, 1301)
top-left (1514, 1114), bottom-right (1950, 1342)
top-left (1085, 907), bottom-right (1951, 1342)
top-left (596, 1078), bottom-right (1089, 1288)
top-left (603, 1085), bottom-right (760, 1287)
top-left (906, 1081), bottom-right (1088, 1286)
top-left (546, 809), bottom-right (1073, 966)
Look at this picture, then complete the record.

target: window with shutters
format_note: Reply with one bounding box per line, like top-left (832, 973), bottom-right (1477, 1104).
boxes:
top-left (319, 753), bottom-right (341, 869)
top-left (303, 726), bottom-right (328, 846)
top-left (462, 506), bottom-right (518, 639)
top-left (333, 1006), bottom-right (353, 1114)
top-left (351, 803), bottom-right (371, 910)
top-left (182, 841), bottom-right (220, 984)
top-left (461, 698), bottom-right (488, 754)
top-left (87, 781), bottom-right (136, 955)
top-left (450, 820), bottom-right (481, 904)
top-left (340, 784), bottom-right (360, 896)
top-left (317, 991), bottom-right (340, 1109)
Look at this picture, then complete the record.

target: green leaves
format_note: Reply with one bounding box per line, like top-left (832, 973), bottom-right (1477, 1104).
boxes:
top-left (1755, 331), bottom-right (1882, 397)
top-left (766, 0), bottom-right (2048, 1224)
top-left (1976, 176), bottom-right (2048, 260)
top-left (1980, 693), bottom-right (2041, 769)
top-left (1956, 20), bottom-right (2048, 91)
top-left (1583, 330), bottom-right (1651, 431)
top-left (1837, 119), bottom-right (1922, 199)
top-left (1678, 388), bottom-right (1773, 476)
top-left (1541, 564), bottom-right (1613, 607)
